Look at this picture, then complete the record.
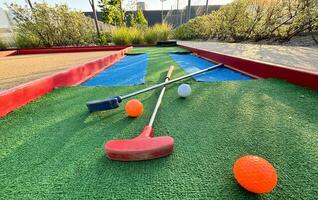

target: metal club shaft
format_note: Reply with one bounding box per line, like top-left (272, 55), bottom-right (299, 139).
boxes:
top-left (149, 65), bottom-right (174, 126)
top-left (121, 63), bottom-right (223, 100)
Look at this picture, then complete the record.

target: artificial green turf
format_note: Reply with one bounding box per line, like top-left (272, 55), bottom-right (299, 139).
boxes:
top-left (1, 47), bottom-right (318, 199)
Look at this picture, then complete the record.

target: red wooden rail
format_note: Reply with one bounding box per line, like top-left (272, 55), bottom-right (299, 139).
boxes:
top-left (180, 45), bottom-right (318, 91)
top-left (0, 50), bottom-right (17, 57)
top-left (0, 47), bottom-right (132, 118)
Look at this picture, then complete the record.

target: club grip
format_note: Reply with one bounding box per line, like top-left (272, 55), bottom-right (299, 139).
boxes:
top-left (166, 65), bottom-right (174, 80)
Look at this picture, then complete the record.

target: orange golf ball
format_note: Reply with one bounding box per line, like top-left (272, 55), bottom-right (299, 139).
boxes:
top-left (125, 99), bottom-right (144, 117)
top-left (233, 155), bottom-right (277, 194)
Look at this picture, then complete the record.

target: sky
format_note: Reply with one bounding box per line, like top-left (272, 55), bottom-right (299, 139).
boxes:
top-left (0, 0), bottom-right (233, 11)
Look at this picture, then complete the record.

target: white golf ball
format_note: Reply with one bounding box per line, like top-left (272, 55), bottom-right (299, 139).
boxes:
top-left (178, 84), bottom-right (191, 98)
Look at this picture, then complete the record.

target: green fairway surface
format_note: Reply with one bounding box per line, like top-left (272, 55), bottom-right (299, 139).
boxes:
top-left (1, 47), bottom-right (318, 199)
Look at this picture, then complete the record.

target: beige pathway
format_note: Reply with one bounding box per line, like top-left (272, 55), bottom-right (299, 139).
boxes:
top-left (0, 51), bottom-right (117, 91)
top-left (179, 41), bottom-right (318, 72)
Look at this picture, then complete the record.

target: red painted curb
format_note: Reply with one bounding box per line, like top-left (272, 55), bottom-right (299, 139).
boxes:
top-left (0, 47), bottom-right (131, 118)
top-left (180, 45), bottom-right (318, 90)
top-left (0, 44), bottom-right (155, 57)
top-left (16, 44), bottom-right (156, 55)
top-left (17, 45), bottom-right (130, 55)
top-left (0, 50), bottom-right (17, 57)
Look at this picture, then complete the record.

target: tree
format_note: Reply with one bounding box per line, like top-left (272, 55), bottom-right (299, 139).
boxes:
top-left (99, 0), bottom-right (125, 26)
top-left (25, 0), bottom-right (33, 9)
top-left (135, 9), bottom-right (148, 27)
top-left (129, 13), bottom-right (136, 27)
top-left (89, 0), bottom-right (100, 37)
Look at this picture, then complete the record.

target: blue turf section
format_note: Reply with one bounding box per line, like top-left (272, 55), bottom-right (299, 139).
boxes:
top-left (82, 54), bottom-right (148, 86)
top-left (169, 53), bottom-right (252, 82)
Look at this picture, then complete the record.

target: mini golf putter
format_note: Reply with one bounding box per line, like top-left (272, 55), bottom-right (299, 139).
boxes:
top-left (87, 96), bottom-right (122, 112)
top-left (105, 66), bottom-right (175, 161)
top-left (86, 63), bottom-right (224, 112)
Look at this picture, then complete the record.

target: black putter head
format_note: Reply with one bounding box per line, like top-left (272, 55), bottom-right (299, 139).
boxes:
top-left (87, 96), bottom-right (122, 112)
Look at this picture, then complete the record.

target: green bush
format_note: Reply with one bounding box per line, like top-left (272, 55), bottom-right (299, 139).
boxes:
top-left (130, 28), bottom-right (144, 44)
top-left (174, 15), bottom-right (213, 40)
top-left (144, 24), bottom-right (172, 44)
top-left (15, 34), bottom-right (43, 48)
top-left (174, 0), bottom-right (318, 42)
top-left (96, 32), bottom-right (112, 45)
top-left (8, 3), bottom-right (95, 47)
top-left (144, 28), bottom-right (157, 44)
top-left (111, 24), bottom-right (172, 45)
top-left (154, 23), bottom-right (172, 41)
top-left (0, 39), bottom-right (7, 50)
top-left (112, 27), bottom-right (133, 45)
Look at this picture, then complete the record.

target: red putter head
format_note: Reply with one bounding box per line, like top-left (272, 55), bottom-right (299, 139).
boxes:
top-left (105, 126), bottom-right (174, 161)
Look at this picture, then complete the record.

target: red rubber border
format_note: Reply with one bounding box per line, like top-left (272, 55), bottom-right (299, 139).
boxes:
top-left (17, 46), bottom-right (129, 55)
top-left (0, 47), bottom-right (132, 118)
top-left (180, 45), bottom-right (318, 90)
top-left (0, 44), bottom-right (156, 57)
top-left (6, 44), bottom-right (155, 55)
top-left (0, 50), bottom-right (17, 57)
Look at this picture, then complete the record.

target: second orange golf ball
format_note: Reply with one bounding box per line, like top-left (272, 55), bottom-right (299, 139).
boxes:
top-left (233, 155), bottom-right (278, 194)
top-left (125, 99), bottom-right (144, 117)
